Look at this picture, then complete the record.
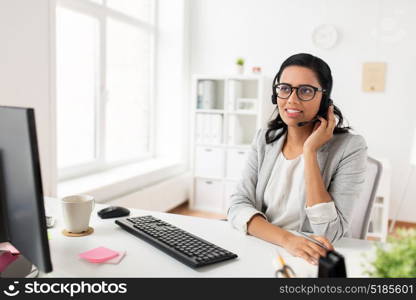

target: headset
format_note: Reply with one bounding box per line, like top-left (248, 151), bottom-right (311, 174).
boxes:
top-left (271, 72), bottom-right (333, 127)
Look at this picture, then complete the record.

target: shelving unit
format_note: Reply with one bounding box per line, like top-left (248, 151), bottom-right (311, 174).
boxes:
top-left (190, 75), bottom-right (274, 214)
top-left (366, 158), bottom-right (391, 242)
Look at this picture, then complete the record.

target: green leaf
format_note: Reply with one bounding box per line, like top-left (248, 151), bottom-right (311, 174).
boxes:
top-left (365, 228), bottom-right (416, 277)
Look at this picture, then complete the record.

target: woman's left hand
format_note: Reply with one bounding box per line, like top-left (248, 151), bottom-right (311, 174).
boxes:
top-left (303, 105), bottom-right (336, 153)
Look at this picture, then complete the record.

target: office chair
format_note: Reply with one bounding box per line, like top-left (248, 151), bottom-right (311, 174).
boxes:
top-left (350, 156), bottom-right (383, 240)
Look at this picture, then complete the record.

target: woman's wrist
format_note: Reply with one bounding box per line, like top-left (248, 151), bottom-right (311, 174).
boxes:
top-left (277, 230), bottom-right (295, 246)
top-left (303, 148), bottom-right (317, 159)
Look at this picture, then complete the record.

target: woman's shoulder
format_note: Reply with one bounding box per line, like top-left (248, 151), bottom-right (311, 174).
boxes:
top-left (253, 128), bottom-right (285, 147)
top-left (330, 131), bottom-right (367, 148)
top-left (253, 128), bottom-right (367, 151)
top-left (325, 131), bottom-right (367, 158)
top-left (255, 127), bottom-right (286, 140)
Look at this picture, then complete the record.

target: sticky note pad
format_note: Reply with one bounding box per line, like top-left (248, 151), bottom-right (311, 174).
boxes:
top-left (79, 247), bottom-right (119, 263)
top-left (0, 251), bottom-right (19, 272)
top-left (0, 242), bottom-right (20, 255)
top-left (103, 251), bottom-right (126, 264)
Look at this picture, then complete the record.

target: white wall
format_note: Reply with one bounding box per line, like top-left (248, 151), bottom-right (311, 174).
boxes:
top-left (189, 0), bottom-right (416, 223)
top-left (0, 0), bottom-right (56, 196)
top-left (156, 0), bottom-right (190, 166)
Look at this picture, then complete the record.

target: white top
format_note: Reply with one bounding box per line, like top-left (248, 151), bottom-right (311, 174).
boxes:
top-left (264, 152), bottom-right (304, 230)
top-left (264, 152), bottom-right (338, 230)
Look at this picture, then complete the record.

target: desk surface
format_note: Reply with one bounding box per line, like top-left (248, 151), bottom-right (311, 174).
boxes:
top-left (43, 198), bottom-right (375, 278)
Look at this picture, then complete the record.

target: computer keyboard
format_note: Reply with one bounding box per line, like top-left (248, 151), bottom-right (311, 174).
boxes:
top-left (115, 215), bottom-right (238, 268)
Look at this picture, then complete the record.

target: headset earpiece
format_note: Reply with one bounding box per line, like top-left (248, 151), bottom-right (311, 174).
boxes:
top-left (271, 94), bottom-right (277, 105)
top-left (271, 73), bottom-right (279, 105)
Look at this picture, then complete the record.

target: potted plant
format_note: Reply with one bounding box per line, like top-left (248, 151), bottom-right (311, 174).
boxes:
top-left (235, 58), bottom-right (245, 74)
top-left (365, 228), bottom-right (416, 277)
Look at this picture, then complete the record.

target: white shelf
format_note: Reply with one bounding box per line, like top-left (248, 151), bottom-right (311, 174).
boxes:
top-left (194, 176), bottom-right (224, 181)
top-left (195, 109), bottom-right (225, 114)
top-left (190, 74), bottom-right (273, 214)
top-left (195, 143), bottom-right (227, 147)
top-left (227, 143), bottom-right (251, 147)
top-left (228, 110), bottom-right (257, 115)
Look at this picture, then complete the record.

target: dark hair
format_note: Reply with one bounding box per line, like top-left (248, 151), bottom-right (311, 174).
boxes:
top-left (266, 53), bottom-right (351, 144)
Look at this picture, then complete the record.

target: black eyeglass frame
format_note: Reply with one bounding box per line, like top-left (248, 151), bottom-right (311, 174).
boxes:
top-left (274, 83), bottom-right (326, 101)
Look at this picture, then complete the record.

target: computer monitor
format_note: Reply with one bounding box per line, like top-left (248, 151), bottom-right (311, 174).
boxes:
top-left (0, 106), bottom-right (53, 276)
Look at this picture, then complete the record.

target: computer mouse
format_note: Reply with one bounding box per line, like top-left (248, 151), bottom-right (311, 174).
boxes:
top-left (97, 206), bottom-right (130, 219)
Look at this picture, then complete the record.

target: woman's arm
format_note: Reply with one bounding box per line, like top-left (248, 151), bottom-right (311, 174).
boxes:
top-left (308, 135), bottom-right (367, 242)
top-left (227, 129), bottom-right (266, 232)
top-left (303, 105), bottom-right (336, 207)
top-left (303, 106), bottom-right (368, 242)
top-left (304, 149), bottom-right (332, 207)
top-left (228, 128), bottom-right (335, 264)
top-left (247, 215), bottom-right (333, 265)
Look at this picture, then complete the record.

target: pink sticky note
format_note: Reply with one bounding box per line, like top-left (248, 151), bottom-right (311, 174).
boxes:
top-left (79, 247), bottom-right (119, 263)
top-left (0, 251), bottom-right (19, 272)
top-left (0, 242), bottom-right (20, 255)
top-left (103, 251), bottom-right (126, 264)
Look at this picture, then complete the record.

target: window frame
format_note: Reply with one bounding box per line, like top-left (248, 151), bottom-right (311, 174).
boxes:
top-left (55, 0), bottom-right (157, 181)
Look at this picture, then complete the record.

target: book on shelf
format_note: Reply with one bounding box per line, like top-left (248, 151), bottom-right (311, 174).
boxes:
top-left (197, 80), bottom-right (217, 109)
top-left (228, 80), bottom-right (242, 110)
top-left (195, 114), bottom-right (222, 144)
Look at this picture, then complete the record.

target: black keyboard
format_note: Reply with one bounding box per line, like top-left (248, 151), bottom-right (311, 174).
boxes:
top-left (115, 215), bottom-right (238, 268)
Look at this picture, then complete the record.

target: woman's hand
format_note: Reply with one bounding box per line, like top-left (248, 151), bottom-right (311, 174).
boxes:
top-left (303, 105), bottom-right (336, 153)
top-left (283, 234), bottom-right (334, 265)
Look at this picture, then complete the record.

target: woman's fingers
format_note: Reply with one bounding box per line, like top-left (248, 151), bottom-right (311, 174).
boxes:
top-left (296, 250), bottom-right (315, 265)
top-left (306, 242), bottom-right (327, 258)
top-left (327, 105), bottom-right (336, 131)
top-left (311, 235), bottom-right (334, 251)
top-left (312, 120), bottom-right (321, 132)
top-left (317, 116), bottom-right (328, 129)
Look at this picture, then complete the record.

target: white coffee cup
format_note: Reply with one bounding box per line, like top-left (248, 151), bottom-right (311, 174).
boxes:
top-left (61, 194), bottom-right (95, 233)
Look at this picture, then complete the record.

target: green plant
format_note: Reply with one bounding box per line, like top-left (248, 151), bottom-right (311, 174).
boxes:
top-left (236, 58), bottom-right (245, 66)
top-left (365, 228), bottom-right (416, 277)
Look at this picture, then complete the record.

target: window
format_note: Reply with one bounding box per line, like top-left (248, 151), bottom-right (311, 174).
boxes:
top-left (56, 0), bottom-right (155, 179)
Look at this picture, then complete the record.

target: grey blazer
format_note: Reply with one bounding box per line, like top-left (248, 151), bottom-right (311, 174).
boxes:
top-left (227, 128), bottom-right (368, 243)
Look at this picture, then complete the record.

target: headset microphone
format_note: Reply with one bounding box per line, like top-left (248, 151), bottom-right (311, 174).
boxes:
top-left (297, 117), bottom-right (318, 127)
top-left (296, 99), bottom-right (333, 127)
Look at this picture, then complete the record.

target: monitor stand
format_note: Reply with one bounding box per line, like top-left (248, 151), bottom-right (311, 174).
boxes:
top-left (0, 254), bottom-right (39, 278)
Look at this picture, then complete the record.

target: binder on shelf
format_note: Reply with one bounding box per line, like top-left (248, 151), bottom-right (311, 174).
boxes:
top-left (195, 114), bottom-right (223, 145)
top-left (228, 80), bottom-right (242, 111)
top-left (201, 80), bottom-right (216, 109)
top-left (207, 115), bottom-right (214, 144)
top-left (202, 114), bottom-right (210, 144)
top-left (213, 114), bottom-right (222, 144)
top-left (196, 81), bottom-right (204, 109)
top-left (196, 114), bottom-right (203, 144)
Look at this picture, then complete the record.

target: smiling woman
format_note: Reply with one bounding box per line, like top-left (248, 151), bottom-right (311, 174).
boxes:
top-left (227, 53), bottom-right (368, 266)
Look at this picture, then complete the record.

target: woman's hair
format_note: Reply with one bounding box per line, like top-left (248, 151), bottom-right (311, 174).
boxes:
top-left (265, 53), bottom-right (351, 144)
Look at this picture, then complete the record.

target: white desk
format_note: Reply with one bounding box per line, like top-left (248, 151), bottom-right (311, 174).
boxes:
top-left (43, 198), bottom-right (375, 278)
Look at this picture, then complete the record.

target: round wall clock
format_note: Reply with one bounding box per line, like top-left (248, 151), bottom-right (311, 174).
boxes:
top-left (312, 24), bottom-right (338, 49)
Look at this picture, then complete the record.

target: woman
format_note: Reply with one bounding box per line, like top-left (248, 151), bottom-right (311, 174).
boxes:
top-left (227, 53), bottom-right (367, 265)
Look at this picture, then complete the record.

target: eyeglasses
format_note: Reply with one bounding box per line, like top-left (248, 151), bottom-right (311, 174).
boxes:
top-left (274, 83), bottom-right (326, 101)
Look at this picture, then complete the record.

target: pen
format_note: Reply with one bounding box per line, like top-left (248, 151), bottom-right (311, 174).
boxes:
top-left (298, 232), bottom-right (330, 250)
top-left (274, 249), bottom-right (296, 278)
top-left (275, 255), bottom-right (295, 278)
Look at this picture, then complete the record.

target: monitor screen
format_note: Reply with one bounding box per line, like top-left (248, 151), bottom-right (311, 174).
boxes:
top-left (0, 106), bottom-right (52, 273)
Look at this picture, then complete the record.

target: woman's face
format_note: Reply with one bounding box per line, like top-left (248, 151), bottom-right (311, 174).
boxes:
top-left (277, 66), bottom-right (323, 128)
